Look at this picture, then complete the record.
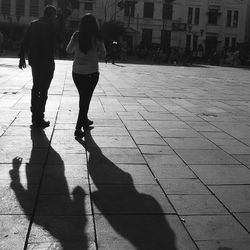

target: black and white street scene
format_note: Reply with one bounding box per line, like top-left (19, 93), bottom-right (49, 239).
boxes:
top-left (0, 1), bottom-right (250, 250)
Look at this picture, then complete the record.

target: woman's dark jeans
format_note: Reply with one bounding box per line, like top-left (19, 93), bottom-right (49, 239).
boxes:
top-left (72, 71), bottom-right (99, 129)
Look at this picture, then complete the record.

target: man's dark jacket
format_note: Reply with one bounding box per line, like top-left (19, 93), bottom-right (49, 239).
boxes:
top-left (19, 17), bottom-right (59, 66)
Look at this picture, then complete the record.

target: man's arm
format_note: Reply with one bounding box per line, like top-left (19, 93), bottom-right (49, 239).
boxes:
top-left (97, 40), bottom-right (107, 59)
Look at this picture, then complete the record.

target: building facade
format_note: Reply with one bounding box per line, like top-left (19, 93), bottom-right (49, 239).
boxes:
top-left (0, 0), bottom-right (100, 49)
top-left (0, 0), bottom-right (250, 54)
top-left (112, 0), bottom-right (250, 55)
top-left (171, 0), bottom-right (250, 56)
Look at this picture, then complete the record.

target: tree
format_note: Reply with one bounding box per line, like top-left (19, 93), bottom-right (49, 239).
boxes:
top-left (100, 20), bottom-right (125, 46)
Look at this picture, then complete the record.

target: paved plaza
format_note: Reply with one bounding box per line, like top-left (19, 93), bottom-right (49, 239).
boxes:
top-left (0, 58), bottom-right (250, 249)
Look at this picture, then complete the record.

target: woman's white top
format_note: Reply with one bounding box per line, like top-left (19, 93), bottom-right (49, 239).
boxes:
top-left (66, 33), bottom-right (106, 75)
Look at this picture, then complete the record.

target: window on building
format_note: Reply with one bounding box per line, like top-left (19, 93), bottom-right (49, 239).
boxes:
top-left (1, 0), bottom-right (11, 15)
top-left (30, 0), bottom-right (39, 17)
top-left (193, 35), bottom-right (198, 50)
top-left (142, 29), bottom-right (152, 48)
top-left (85, 3), bottom-right (93, 10)
top-left (226, 10), bottom-right (232, 27)
top-left (144, 2), bottom-right (154, 18)
top-left (225, 37), bottom-right (230, 49)
top-left (187, 7), bottom-right (193, 24)
top-left (162, 3), bottom-right (173, 20)
top-left (233, 11), bottom-right (238, 27)
top-left (16, 0), bottom-right (25, 17)
top-left (124, 1), bottom-right (135, 17)
top-left (208, 9), bottom-right (219, 25)
top-left (194, 8), bottom-right (200, 24)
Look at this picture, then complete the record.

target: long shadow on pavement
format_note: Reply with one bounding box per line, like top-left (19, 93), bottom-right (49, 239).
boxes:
top-left (78, 129), bottom-right (177, 250)
top-left (10, 128), bottom-right (88, 249)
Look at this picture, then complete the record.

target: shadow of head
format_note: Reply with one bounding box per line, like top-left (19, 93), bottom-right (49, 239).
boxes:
top-left (77, 129), bottom-right (177, 250)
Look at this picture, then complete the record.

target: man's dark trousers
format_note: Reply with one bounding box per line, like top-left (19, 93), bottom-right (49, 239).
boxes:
top-left (31, 61), bottom-right (54, 123)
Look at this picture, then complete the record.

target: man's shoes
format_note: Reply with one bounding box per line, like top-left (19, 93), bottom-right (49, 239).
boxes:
top-left (32, 120), bottom-right (50, 128)
top-left (74, 129), bottom-right (84, 139)
top-left (83, 119), bottom-right (93, 128)
top-left (87, 119), bottom-right (93, 126)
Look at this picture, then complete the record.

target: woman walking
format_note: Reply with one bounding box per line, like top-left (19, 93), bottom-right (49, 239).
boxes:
top-left (66, 14), bottom-right (106, 138)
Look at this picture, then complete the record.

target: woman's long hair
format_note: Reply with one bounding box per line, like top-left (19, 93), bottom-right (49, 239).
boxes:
top-left (78, 14), bottom-right (100, 54)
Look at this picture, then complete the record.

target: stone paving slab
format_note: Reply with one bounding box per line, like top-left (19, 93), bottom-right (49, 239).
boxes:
top-left (176, 149), bottom-right (239, 165)
top-left (159, 178), bottom-right (211, 195)
top-left (91, 184), bottom-right (175, 214)
top-left (182, 215), bottom-right (250, 241)
top-left (1, 59), bottom-right (250, 249)
top-left (0, 215), bottom-right (29, 250)
top-left (0, 163), bottom-right (43, 185)
top-left (196, 239), bottom-right (250, 250)
top-left (168, 194), bottom-right (228, 215)
top-left (189, 164), bottom-right (250, 184)
top-left (94, 214), bottom-right (197, 250)
top-left (88, 164), bottom-right (157, 185)
top-left (209, 185), bottom-right (250, 212)
top-left (0, 183), bottom-right (37, 214)
top-left (28, 215), bottom-right (95, 249)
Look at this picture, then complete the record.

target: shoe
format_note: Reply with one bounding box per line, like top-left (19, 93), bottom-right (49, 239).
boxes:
top-left (32, 120), bottom-right (50, 128)
top-left (74, 129), bottom-right (84, 139)
top-left (87, 119), bottom-right (93, 126)
top-left (83, 119), bottom-right (93, 128)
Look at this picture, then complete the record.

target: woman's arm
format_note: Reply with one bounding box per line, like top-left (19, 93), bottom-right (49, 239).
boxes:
top-left (66, 32), bottom-right (78, 54)
top-left (97, 40), bottom-right (106, 58)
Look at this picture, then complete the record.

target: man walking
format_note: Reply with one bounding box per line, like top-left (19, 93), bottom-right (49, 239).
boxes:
top-left (18, 5), bottom-right (59, 128)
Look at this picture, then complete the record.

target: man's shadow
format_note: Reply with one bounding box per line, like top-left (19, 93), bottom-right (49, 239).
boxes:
top-left (78, 129), bottom-right (177, 250)
top-left (10, 128), bottom-right (88, 249)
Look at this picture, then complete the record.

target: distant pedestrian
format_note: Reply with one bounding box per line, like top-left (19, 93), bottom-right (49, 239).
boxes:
top-left (18, 5), bottom-right (59, 128)
top-left (105, 41), bottom-right (119, 64)
top-left (66, 13), bottom-right (106, 138)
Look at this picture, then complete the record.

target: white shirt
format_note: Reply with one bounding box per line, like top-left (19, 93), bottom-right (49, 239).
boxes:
top-left (66, 33), bottom-right (106, 75)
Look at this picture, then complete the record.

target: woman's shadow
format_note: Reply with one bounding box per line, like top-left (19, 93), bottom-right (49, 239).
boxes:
top-left (77, 129), bottom-right (177, 250)
top-left (9, 128), bottom-right (89, 249)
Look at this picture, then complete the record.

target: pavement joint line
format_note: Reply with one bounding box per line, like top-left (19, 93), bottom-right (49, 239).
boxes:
top-left (91, 212), bottom-right (177, 215)
top-left (197, 115), bottom-right (250, 148)
top-left (136, 114), bottom-right (205, 249)
top-left (83, 144), bottom-right (99, 249)
top-left (116, 111), bottom-right (200, 249)
top-left (2, 110), bottom-right (21, 136)
top-left (156, 102), bottom-right (249, 169)
top-left (23, 66), bottom-right (68, 250)
top-left (138, 110), bottom-right (250, 244)
top-left (170, 142), bottom-right (250, 232)
top-left (23, 129), bottom-right (54, 250)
